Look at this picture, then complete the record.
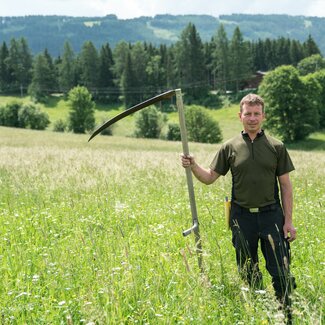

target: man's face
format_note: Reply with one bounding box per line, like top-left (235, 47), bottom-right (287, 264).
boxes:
top-left (239, 103), bottom-right (265, 134)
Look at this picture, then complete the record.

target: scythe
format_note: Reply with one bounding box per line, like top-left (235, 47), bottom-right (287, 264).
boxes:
top-left (88, 89), bottom-right (203, 272)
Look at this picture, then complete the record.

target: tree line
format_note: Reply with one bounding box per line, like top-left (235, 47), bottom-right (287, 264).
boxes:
top-left (0, 23), bottom-right (321, 107)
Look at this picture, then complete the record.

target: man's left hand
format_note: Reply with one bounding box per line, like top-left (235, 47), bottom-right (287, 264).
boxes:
top-left (283, 222), bottom-right (297, 242)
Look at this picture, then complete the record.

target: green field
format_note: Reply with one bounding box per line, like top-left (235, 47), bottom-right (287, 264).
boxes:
top-left (0, 95), bottom-right (243, 139)
top-left (0, 122), bottom-right (324, 323)
top-left (2, 94), bottom-right (325, 147)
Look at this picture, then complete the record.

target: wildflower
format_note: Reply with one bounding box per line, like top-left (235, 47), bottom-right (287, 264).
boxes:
top-left (15, 292), bottom-right (28, 298)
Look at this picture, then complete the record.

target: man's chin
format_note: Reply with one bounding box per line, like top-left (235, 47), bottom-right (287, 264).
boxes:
top-left (249, 125), bottom-right (260, 130)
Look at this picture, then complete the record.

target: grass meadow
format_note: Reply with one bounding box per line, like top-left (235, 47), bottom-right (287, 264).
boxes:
top-left (0, 121), bottom-right (324, 324)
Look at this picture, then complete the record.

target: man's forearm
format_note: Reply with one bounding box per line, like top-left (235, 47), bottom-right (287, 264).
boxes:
top-left (279, 173), bottom-right (297, 241)
top-left (280, 179), bottom-right (293, 223)
top-left (190, 164), bottom-right (219, 185)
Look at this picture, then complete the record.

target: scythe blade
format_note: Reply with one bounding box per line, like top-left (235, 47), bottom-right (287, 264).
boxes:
top-left (88, 89), bottom-right (176, 142)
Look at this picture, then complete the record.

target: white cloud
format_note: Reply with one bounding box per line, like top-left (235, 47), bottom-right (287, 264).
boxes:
top-left (1, 0), bottom-right (325, 18)
top-left (304, 0), bottom-right (325, 17)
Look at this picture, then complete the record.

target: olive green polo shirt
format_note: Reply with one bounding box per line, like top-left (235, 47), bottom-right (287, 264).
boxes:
top-left (209, 131), bottom-right (295, 208)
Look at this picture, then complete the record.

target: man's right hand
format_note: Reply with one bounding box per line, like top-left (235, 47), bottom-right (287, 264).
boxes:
top-left (180, 154), bottom-right (196, 168)
top-left (180, 154), bottom-right (220, 184)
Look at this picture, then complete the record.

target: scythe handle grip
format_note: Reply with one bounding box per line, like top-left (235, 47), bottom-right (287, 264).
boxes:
top-left (182, 220), bottom-right (199, 237)
top-left (176, 89), bottom-right (200, 233)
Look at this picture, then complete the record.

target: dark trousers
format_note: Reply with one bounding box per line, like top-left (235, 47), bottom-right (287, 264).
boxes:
top-left (230, 202), bottom-right (296, 302)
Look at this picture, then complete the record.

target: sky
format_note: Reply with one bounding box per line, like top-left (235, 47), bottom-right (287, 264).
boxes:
top-left (1, 0), bottom-right (325, 18)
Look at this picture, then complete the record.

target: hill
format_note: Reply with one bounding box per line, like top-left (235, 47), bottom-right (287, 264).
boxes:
top-left (0, 14), bottom-right (324, 55)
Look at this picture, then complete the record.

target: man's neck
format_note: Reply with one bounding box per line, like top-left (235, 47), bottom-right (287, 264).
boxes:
top-left (242, 129), bottom-right (263, 141)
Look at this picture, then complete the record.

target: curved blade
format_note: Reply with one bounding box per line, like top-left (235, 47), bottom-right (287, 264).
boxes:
top-left (88, 89), bottom-right (176, 142)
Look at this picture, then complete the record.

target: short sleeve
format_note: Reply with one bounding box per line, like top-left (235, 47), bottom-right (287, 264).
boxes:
top-left (209, 145), bottom-right (231, 176)
top-left (276, 145), bottom-right (295, 176)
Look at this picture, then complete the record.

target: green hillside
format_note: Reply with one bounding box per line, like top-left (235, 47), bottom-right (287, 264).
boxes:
top-left (1, 14), bottom-right (324, 55)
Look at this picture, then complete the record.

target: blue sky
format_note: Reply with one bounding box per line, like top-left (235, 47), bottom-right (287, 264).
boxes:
top-left (1, 0), bottom-right (325, 18)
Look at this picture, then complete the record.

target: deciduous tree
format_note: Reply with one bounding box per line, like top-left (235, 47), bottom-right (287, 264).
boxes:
top-left (259, 65), bottom-right (320, 142)
top-left (68, 86), bottom-right (95, 133)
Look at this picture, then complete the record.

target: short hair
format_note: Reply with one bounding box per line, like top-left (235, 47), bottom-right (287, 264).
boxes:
top-left (240, 94), bottom-right (265, 113)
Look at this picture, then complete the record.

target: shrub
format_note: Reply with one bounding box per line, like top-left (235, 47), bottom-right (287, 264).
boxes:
top-left (18, 104), bottom-right (50, 130)
top-left (167, 123), bottom-right (181, 141)
top-left (185, 105), bottom-right (223, 143)
top-left (0, 102), bottom-right (49, 130)
top-left (134, 106), bottom-right (166, 139)
top-left (53, 119), bottom-right (67, 132)
top-left (0, 102), bottom-right (22, 127)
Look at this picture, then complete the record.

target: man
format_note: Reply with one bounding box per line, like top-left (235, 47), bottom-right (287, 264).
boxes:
top-left (181, 94), bottom-right (296, 323)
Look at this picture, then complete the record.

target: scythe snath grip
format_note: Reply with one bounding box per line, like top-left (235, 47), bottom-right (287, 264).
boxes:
top-left (88, 89), bottom-right (203, 272)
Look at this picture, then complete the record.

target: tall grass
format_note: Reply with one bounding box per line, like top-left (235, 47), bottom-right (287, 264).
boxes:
top-left (0, 126), bottom-right (324, 323)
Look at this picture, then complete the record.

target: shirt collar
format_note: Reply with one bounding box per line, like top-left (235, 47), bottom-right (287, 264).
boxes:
top-left (241, 129), bottom-right (265, 138)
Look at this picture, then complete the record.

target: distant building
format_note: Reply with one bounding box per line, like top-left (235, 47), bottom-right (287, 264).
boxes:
top-left (243, 71), bottom-right (267, 90)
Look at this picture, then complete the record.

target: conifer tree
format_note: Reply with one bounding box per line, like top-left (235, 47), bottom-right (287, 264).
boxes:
top-left (229, 26), bottom-right (252, 92)
top-left (121, 52), bottom-right (137, 107)
top-left (98, 42), bottom-right (117, 102)
top-left (58, 41), bottom-right (76, 93)
top-left (79, 41), bottom-right (99, 91)
top-left (213, 24), bottom-right (230, 92)
top-left (175, 23), bottom-right (208, 101)
top-left (7, 38), bottom-right (32, 93)
top-left (28, 52), bottom-right (56, 101)
top-left (0, 42), bottom-right (11, 91)
top-left (303, 34), bottom-right (321, 57)
top-left (131, 42), bottom-right (149, 101)
top-left (113, 41), bottom-right (130, 88)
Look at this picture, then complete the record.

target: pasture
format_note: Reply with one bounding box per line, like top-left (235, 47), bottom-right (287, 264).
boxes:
top-left (0, 124), bottom-right (324, 324)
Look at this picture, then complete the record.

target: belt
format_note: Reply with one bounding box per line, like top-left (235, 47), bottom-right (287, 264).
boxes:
top-left (234, 203), bottom-right (279, 213)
